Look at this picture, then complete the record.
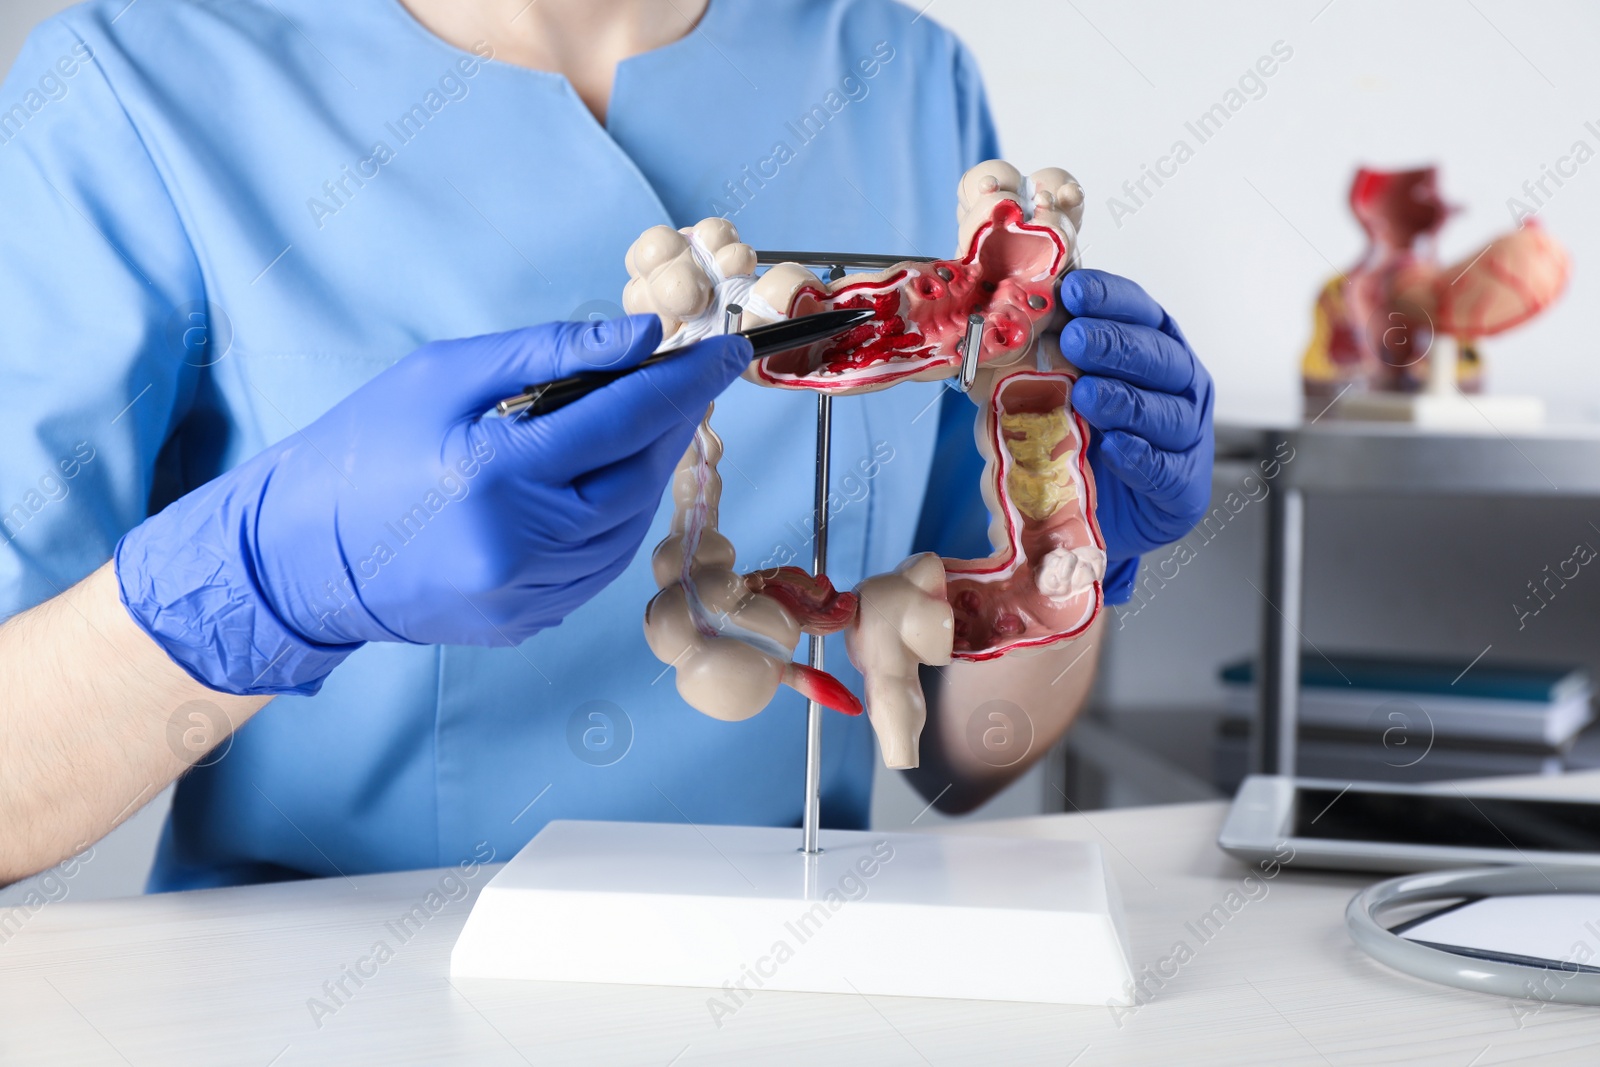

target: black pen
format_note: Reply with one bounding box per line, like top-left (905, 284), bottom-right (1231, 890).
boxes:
top-left (494, 307), bottom-right (876, 418)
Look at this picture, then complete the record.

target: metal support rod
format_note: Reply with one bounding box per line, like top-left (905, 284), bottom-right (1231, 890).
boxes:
top-left (801, 391), bottom-right (833, 854)
top-left (1256, 484), bottom-right (1304, 776)
top-left (959, 313), bottom-right (983, 392)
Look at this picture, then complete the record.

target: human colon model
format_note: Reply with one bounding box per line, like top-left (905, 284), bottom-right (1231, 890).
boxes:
top-left (630, 161), bottom-right (1104, 769)
top-left (1302, 166), bottom-right (1569, 399)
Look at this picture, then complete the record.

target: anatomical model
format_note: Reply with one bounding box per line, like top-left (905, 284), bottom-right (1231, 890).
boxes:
top-left (1302, 166), bottom-right (1569, 408)
top-left (627, 161), bottom-right (1103, 769)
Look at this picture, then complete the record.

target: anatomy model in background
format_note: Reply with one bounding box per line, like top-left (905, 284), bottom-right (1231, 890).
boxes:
top-left (628, 161), bottom-right (1102, 769)
top-left (1301, 166), bottom-right (1569, 427)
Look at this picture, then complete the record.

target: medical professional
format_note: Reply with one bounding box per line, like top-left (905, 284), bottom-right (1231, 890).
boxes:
top-left (0, 0), bottom-right (1213, 889)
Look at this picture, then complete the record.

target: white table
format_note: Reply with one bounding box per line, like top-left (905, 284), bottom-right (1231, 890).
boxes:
top-left (7, 773), bottom-right (1600, 1066)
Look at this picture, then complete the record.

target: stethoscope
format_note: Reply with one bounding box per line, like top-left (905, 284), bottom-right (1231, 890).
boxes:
top-left (1348, 866), bottom-right (1600, 1005)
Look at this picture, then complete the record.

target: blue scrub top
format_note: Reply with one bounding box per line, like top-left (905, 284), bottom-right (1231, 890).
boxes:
top-left (0, 0), bottom-right (1002, 890)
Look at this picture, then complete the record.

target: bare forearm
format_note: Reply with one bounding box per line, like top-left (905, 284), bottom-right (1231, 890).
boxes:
top-left (0, 563), bottom-right (268, 882)
top-left (907, 616), bottom-right (1103, 813)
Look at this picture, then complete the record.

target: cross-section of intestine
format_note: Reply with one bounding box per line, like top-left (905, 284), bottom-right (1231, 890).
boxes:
top-left (945, 368), bottom-right (1103, 660)
top-left (737, 163), bottom-right (1084, 393)
top-left (630, 160), bottom-right (1103, 768)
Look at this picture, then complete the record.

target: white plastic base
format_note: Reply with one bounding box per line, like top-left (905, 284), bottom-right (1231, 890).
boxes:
top-left (450, 820), bottom-right (1134, 1005)
top-left (1328, 389), bottom-right (1545, 430)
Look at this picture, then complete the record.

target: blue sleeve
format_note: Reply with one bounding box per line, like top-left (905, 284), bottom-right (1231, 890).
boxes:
top-left (914, 38), bottom-right (1140, 605)
top-left (0, 16), bottom-right (202, 619)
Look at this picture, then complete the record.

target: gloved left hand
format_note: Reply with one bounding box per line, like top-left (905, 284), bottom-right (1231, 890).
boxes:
top-left (1058, 269), bottom-right (1215, 566)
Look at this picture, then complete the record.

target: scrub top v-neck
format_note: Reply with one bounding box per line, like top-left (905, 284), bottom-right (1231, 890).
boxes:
top-left (0, 0), bottom-right (1002, 890)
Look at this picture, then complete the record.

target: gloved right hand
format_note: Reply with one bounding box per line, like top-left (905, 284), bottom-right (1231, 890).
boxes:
top-left (116, 315), bottom-right (749, 696)
top-left (1059, 270), bottom-right (1214, 562)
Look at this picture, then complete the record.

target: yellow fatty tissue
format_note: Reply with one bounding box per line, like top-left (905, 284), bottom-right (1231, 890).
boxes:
top-left (1000, 410), bottom-right (1076, 521)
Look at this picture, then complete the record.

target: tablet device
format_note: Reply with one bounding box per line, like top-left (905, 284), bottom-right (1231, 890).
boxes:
top-left (1219, 775), bottom-right (1600, 873)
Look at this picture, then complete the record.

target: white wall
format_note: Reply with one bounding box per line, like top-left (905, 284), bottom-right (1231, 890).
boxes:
top-left (937, 0), bottom-right (1600, 423)
top-left (0, 0), bottom-right (73, 70)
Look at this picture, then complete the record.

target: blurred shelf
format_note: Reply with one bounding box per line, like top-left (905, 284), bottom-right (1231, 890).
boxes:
top-left (1217, 417), bottom-right (1600, 497)
top-left (1218, 415), bottom-right (1600, 779)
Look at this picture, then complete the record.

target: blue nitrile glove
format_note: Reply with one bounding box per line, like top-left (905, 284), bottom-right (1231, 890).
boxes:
top-left (1059, 270), bottom-right (1215, 603)
top-left (116, 315), bottom-right (749, 696)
